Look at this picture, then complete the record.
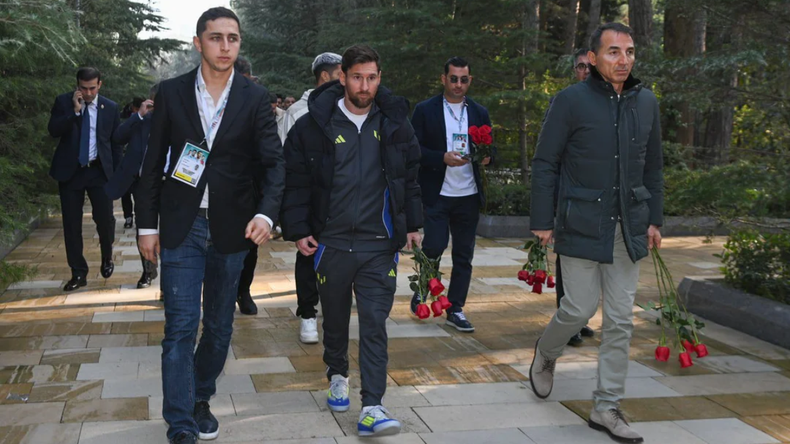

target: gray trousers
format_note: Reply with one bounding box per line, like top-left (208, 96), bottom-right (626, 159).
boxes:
top-left (538, 226), bottom-right (640, 411)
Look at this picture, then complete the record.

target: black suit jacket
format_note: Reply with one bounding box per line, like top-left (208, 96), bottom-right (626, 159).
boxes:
top-left (48, 93), bottom-right (122, 183)
top-left (411, 94), bottom-right (493, 207)
top-left (105, 113), bottom-right (153, 200)
top-left (135, 67), bottom-right (285, 254)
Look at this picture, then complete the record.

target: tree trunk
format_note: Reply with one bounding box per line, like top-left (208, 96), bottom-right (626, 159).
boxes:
top-left (520, 0), bottom-right (540, 184)
top-left (584, 0), bottom-right (601, 48)
top-left (563, 0), bottom-right (580, 54)
top-left (702, 102), bottom-right (735, 166)
top-left (628, 0), bottom-right (652, 49)
top-left (664, 0), bottom-right (705, 147)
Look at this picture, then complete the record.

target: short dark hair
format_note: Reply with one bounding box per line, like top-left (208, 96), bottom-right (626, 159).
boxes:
top-left (589, 23), bottom-right (634, 54)
top-left (234, 56), bottom-right (252, 76)
top-left (269, 93), bottom-right (278, 104)
top-left (572, 47), bottom-right (589, 68)
top-left (276, 93), bottom-right (283, 100)
top-left (132, 97), bottom-right (145, 109)
top-left (76, 67), bottom-right (101, 83)
top-left (341, 44), bottom-right (380, 73)
top-left (196, 7), bottom-right (240, 38)
top-left (444, 56), bottom-right (470, 75)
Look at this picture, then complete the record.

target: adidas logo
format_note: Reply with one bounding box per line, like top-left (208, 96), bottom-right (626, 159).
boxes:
top-left (334, 135), bottom-right (346, 144)
top-left (373, 130), bottom-right (381, 141)
top-left (388, 269), bottom-right (396, 277)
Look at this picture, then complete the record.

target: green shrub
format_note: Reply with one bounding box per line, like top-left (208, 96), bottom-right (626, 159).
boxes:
top-left (0, 261), bottom-right (38, 292)
top-left (718, 230), bottom-right (790, 304)
top-left (664, 161), bottom-right (790, 218)
top-left (483, 182), bottom-right (530, 216)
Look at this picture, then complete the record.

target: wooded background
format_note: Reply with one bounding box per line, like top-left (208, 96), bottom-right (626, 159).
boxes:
top-left (1, 0), bottom-right (789, 243)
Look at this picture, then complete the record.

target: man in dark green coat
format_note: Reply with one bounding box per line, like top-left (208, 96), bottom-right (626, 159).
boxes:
top-left (528, 23), bottom-right (663, 444)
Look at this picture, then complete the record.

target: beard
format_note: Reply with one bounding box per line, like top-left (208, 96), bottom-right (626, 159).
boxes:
top-left (349, 92), bottom-right (374, 109)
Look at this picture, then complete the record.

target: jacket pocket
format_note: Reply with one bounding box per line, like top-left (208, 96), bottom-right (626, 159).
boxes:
top-left (628, 185), bottom-right (651, 236)
top-left (562, 187), bottom-right (605, 238)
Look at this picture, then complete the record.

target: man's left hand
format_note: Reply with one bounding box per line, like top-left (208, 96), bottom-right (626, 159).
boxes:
top-left (406, 232), bottom-right (422, 250)
top-left (481, 157), bottom-right (491, 166)
top-left (246, 218), bottom-right (272, 246)
top-left (648, 225), bottom-right (662, 250)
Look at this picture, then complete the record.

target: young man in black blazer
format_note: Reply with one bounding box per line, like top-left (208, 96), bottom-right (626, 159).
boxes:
top-left (48, 67), bottom-right (121, 291)
top-left (135, 8), bottom-right (285, 444)
top-left (410, 57), bottom-right (492, 333)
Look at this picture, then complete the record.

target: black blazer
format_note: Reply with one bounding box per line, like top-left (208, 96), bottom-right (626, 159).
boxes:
top-left (105, 113), bottom-right (153, 200)
top-left (48, 93), bottom-right (122, 183)
top-left (411, 94), bottom-right (493, 207)
top-left (135, 67), bottom-right (285, 254)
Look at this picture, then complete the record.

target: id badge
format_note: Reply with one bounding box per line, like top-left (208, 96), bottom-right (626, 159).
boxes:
top-left (452, 133), bottom-right (468, 156)
top-left (171, 141), bottom-right (209, 187)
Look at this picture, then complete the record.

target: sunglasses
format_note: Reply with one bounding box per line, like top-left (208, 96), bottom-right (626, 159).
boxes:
top-left (575, 63), bottom-right (589, 71)
top-left (449, 76), bottom-right (470, 84)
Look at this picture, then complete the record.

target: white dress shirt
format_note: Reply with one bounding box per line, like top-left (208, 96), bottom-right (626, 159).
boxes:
top-left (138, 66), bottom-right (272, 236)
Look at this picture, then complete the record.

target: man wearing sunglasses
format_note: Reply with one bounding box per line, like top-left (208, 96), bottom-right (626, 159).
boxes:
top-left (411, 57), bottom-right (493, 333)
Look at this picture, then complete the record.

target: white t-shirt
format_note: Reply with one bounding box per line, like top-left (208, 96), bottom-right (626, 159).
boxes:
top-left (338, 98), bottom-right (368, 132)
top-left (440, 100), bottom-right (477, 197)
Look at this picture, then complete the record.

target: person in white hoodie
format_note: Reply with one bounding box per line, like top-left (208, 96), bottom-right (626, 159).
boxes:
top-left (282, 52), bottom-right (343, 139)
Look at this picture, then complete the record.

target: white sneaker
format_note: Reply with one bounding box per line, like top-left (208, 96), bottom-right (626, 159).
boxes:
top-left (358, 405), bottom-right (401, 437)
top-left (300, 317), bottom-right (319, 344)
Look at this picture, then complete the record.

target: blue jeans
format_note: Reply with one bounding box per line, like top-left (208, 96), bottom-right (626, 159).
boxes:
top-left (160, 215), bottom-right (246, 439)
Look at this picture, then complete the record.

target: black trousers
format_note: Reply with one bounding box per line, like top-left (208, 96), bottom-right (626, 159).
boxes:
top-left (555, 254), bottom-right (565, 307)
top-left (122, 190), bottom-right (134, 219)
top-left (58, 164), bottom-right (115, 278)
top-left (421, 194), bottom-right (480, 312)
top-left (316, 247), bottom-right (397, 407)
top-left (237, 246), bottom-right (319, 318)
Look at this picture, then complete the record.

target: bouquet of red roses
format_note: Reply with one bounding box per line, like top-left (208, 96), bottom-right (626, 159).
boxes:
top-left (517, 239), bottom-right (555, 294)
top-left (639, 249), bottom-right (707, 368)
top-left (467, 125), bottom-right (495, 164)
top-left (409, 247), bottom-right (451, 319)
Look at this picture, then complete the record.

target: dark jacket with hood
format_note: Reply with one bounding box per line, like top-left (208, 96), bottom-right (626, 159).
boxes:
top-left (279, 80), bottom-right (423, 253)
top-left (530, 66), bottom-right (664, 263)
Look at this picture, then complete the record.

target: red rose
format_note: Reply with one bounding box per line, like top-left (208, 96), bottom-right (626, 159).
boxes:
top-left (428, 278), bottom-right (445, 296)
top-left (526, 274), bottom-right (534, 285)
top-left (655, 346), bottom-right (670, 362)
top-left (431, 300), bottom-right (443, 317)
top-left (532, 283), bottom-right (543, 294)
top-left (547, 276), bottom-right (555, 288)
top-left (534, 269), bottom-right (547, 284)
top-left (517, 270), bottom-right (530, 281)
top-left (416, 303), bottom-right (431, 320)
top-left (438, 295), bottom-right (452, 310)
top-left (682, 340), bottom-right (694, 353)
top-left (679, 352), bottom-right (694, 368)
top-left (694, 344), bottom-right (709, 358)
top-left (479, 125), bottom-right (492, 135)
top-left (468, 126), bottom-right (481, 144)
top-left (480, 134), bottom-right (493, 145)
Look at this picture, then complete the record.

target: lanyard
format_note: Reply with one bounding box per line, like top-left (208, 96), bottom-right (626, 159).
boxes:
top-left (444, 97), bottom-right (467, 133)
top-left (195, 76), bottom-right (231, 148)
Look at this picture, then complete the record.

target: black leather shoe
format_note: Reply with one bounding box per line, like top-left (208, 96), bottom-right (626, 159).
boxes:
top-left (410, 292), bottom-right (420, 315)
top-left (124, 217), bottom-right (133, 229)
top-left (63, 276), bottom-right (87, 292)
top-left (580, 325), bottom-right (595, 338)
top-left (237, 291), bottom-right (258, 315)
top-left (137, 272), bottom-right (153, 289)
top-left (567, 332), bottom-right (584, 347)
top-left (100, 258), bottom-right (114, 279)
top-left (194, 400), bottom-right (219, 440)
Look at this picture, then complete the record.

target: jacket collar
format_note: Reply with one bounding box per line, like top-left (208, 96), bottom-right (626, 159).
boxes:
top-left (586, 65), bottom-right (642, 96)
top-left (308, 80), bottom-right (410, 134)
top-left (177, 66), bottom-right (249, 145)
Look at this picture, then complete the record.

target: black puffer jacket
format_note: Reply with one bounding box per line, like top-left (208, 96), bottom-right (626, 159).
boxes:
top-left (280, 80), bottom-right (423, 252)
top-left (530, 66), bottom-right (664, 263)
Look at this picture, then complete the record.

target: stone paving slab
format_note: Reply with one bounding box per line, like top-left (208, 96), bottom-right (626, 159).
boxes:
top-left (2, 211), bottom-right (789, 442)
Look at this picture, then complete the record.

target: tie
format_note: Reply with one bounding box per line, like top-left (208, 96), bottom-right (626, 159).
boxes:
top-left (79, 103), bottom-right (91, 166)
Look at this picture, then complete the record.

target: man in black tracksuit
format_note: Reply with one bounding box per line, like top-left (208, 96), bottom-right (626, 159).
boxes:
top-left (280, 45), bottom-right (422, 438)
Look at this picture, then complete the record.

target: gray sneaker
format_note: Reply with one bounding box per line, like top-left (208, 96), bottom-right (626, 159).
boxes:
top-left (528, 337), bottom-right (555, 399)
top-left (588, 408), bottom-right (644, 443)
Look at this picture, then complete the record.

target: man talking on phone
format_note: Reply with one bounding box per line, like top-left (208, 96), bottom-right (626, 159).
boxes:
top-left (48, 67), bottom-right (121, 291)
